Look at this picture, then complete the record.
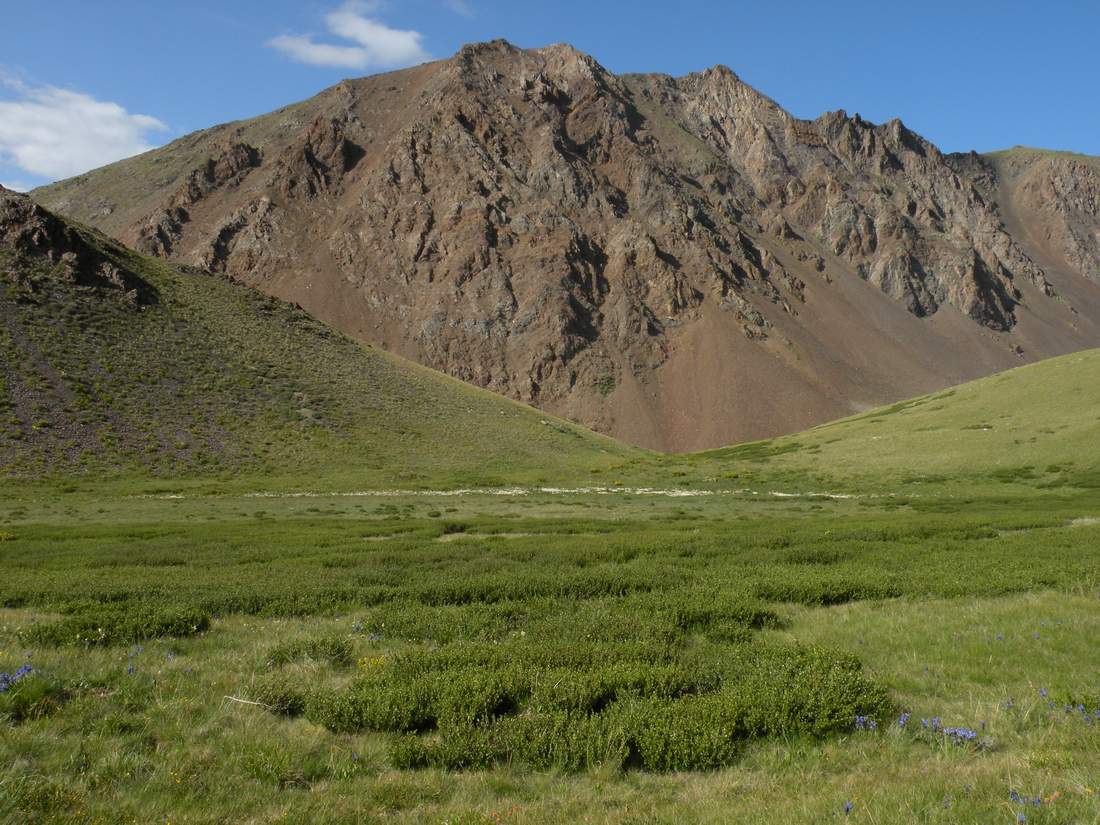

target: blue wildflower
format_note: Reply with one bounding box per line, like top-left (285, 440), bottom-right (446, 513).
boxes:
top-left (1010, 790), bottom-right (1020, 802)
top-left (844, 800), bottom-right (853, 816)
top-left (0, 664), bottom-right (34, 692)
top-left (898, 712), bottom-right (910, 728)
top-left (126, 664), bottom-right (135, 675)
top-left (943, 726), bottom-right (978, 743)
top-left (854, 715), bottom-right (877, 731)
top-left (1038, 688), bottom-right (1048, 698)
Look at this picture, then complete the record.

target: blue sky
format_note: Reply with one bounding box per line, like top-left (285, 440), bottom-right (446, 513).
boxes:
top-left (2, 0), bottom-right (1098, 191)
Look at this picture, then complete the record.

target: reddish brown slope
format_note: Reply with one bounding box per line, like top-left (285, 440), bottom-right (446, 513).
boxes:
top-left (33, 42), bottom-right (1100, 451)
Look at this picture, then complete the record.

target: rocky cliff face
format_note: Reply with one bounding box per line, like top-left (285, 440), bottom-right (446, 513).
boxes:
top-left (32, 42), bottom-right (1100, 450)
top-left (970, 149), bottom-right (1100, 284)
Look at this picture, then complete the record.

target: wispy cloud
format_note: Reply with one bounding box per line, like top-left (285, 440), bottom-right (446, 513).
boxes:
top-left (0, 77), bottom-right (167, 181)
top-left (1, 180), bottom-right (33, 193)
top-left (443, 0), bottom-right (475, 17)
top-left (268, 2), bottom-right (430, 71)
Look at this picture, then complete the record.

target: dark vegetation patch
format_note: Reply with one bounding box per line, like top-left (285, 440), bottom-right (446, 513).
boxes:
top-left (266, 634), bottom-right (354, 668)
top-left (305, 641), bottom-right (887, 772)
top-left (710, 440), bottom-right (804, 462)
top-left (22, 605), bottom-right (210, 647)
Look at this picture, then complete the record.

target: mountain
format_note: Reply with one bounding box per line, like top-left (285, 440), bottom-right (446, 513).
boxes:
top-left (32, 41), bottom-right (1100, 451)
top-left (0, 186), bottom-right (638, 484)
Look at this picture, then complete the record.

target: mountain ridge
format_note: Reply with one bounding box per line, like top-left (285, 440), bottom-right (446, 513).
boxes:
top-left (32, 40), bottom-right (1100, 451)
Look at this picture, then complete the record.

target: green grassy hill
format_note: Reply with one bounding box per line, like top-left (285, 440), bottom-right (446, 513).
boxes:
top-left (704, 348), bottom-right (1100, 492)
top-left (0, 192), bottom-right (639, 489)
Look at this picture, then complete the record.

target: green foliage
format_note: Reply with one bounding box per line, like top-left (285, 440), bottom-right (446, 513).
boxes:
top-left (0, 671), bottom-right (66, 722)
top-left (249, 676), bottom-right (307, 717)
top-left (300, 637), bottom-right (888, 772)
top-left (266, 634), bottom-right (354, 668)
top-left (22, 604), bottom-right (210, 647)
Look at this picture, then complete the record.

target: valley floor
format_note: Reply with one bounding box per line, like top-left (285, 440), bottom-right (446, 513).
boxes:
top-left (1, 485), bottom-right (1099, 824)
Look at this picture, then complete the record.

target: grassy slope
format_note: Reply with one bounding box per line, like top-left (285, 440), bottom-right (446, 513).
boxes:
top-left (0, 224), bottom-right (639, 490)
top-left (699, 348), bottom-right (1100, 492)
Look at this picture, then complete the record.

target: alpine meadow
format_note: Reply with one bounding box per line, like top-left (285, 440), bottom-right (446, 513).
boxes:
top-left (3, 9), bottom-right (1100, 825)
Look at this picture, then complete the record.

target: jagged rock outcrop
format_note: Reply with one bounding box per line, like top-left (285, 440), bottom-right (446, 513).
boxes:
top-left (1, 187), bottom-right (154, 305)
top-left (31, 42), bottom-right (1100, 450)
top-left (135, 140), bottom-right (262, 257)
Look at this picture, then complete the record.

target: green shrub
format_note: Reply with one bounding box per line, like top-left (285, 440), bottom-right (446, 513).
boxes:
top-left (607, 696), bottom-right (743, 771)
top-left (754, 570), bottom-right (902, 606)
top-left (22, 604), bottom-right (210, 647)
top-left (266, 634), bottom-right (354, 668)
top-left (719, 643), bottom-right (892, 737)
top-left (306, 637), bottom-right (888, 772)
top-left (434, 668), bottom-right (526, 727)
top-left (250, 677), bottom-right (307, 716)
top-left (306, 675), bottom-right (438, 734)
top-left (491, 712), bottom-right (630, 771)
top-left (390, 728), bottom-right (499, 770)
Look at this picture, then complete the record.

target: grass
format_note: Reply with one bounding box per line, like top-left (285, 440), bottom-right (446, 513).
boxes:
top-left (1, 491), bottom-right (1099, 823)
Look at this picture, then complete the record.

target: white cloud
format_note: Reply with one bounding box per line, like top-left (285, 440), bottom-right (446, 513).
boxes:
top-left (1, 180), bottom-right (33, 193)
top-left (268, 2), bottom-right (430, 71)
top-left (0, 79), bottom-right (167, 181)
top-left (443, 0), bottom-right (475, 17)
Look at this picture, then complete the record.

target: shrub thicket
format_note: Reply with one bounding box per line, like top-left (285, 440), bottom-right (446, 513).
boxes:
top-left (22, 605), bottom-right (210, 647)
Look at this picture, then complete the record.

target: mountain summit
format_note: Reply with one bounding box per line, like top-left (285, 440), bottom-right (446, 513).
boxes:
top-left (34, 41), bottom-right (1100, 450)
